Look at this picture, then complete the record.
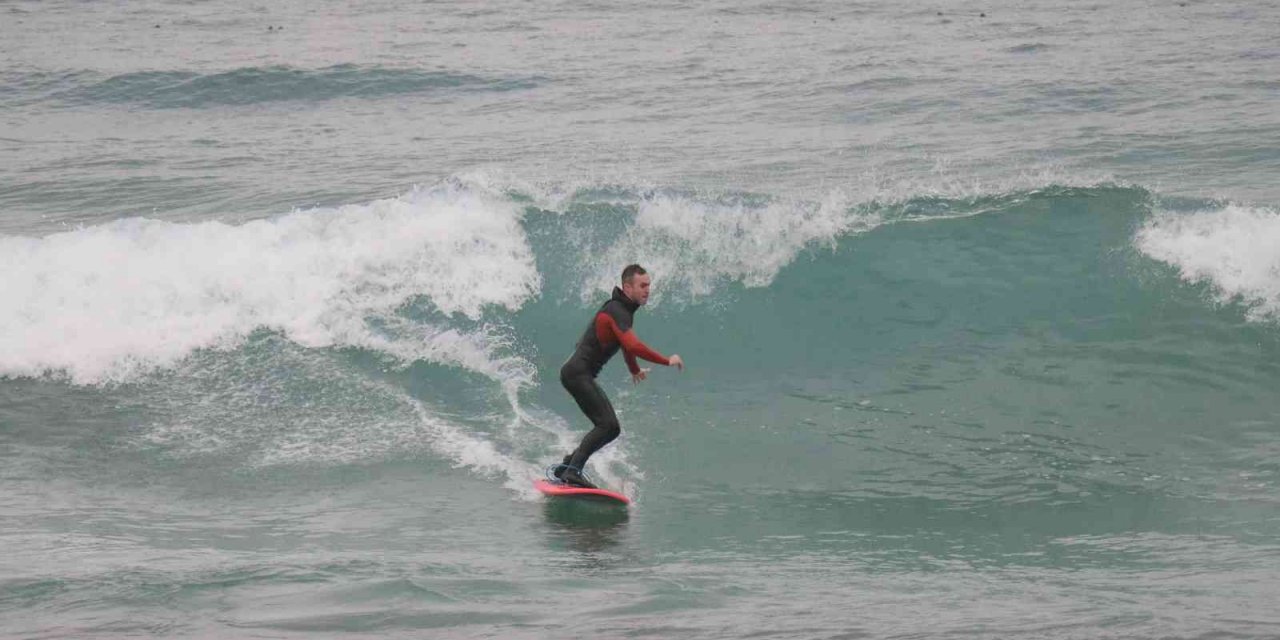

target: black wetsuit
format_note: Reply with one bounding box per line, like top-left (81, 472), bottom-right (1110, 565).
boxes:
top-left (560, 287), bottom-right (669, 473)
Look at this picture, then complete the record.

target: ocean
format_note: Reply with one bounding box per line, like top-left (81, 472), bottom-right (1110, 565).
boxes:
top-left (3, 1), bottom-right (1280, 637)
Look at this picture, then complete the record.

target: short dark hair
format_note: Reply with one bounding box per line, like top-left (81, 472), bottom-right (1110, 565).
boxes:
top-left (621, 264), bottom-right (647, 284)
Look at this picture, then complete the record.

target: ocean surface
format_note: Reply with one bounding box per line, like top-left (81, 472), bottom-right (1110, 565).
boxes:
top-left (3, 1), bottom-right (1280, 637)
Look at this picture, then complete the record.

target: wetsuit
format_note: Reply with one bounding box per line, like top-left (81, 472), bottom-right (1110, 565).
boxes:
top-left (560, 287), bottom-right (670, 475)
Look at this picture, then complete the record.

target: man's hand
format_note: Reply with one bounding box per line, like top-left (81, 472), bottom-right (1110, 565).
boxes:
top-left (632, 368), bottom-right (649, 384)
top-left (668, 354), bottom-right (684, 371)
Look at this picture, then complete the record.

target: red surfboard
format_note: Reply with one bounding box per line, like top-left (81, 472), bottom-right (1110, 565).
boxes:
top-left (533, 479), bottom-right (630, 505)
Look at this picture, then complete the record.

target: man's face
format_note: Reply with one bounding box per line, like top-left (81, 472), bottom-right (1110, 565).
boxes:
top-left (622, 273), bottom-right (652, 305)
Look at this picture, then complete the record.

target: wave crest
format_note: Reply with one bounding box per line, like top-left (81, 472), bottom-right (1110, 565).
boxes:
top-left (0, 182), bottom-right (539, 384)
top-left (1136, 203), bottom-right (1280, 322)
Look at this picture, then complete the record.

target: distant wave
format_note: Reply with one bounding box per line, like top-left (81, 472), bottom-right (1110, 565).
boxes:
top-left (1006, 43), bottom-right (1051, 54)
top-left (1, 64), bottom-right (543, 109)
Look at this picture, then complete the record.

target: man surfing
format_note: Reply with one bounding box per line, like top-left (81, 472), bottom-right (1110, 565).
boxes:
top-left (553, 264), bottom-right (684, 488)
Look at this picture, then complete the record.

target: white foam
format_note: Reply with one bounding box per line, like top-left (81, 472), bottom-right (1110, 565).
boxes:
top-left (140, 368), bottom-right (631, 501)
top-left (0, 182), bottom-right (540, 384)
top-left (1135, 204), bottom-right (1280, 322)
top-left (581, 189), bottom-right (878, 303)
top-left (130, 340), bottom-right (568, 498)
top-left (349, 318), bottom-right (536, 396)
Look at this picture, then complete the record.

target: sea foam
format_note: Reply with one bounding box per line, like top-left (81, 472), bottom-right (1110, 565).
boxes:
top-left (0, 182), bottom-right (540, 384)
top-left (1136, 204), bottom-right (1280, 322)
top-left (579, 189), bottom-right (877, 304)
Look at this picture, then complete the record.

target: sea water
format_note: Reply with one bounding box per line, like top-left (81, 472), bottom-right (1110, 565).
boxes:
top-left (3, 1), bottom-right (1280, 637)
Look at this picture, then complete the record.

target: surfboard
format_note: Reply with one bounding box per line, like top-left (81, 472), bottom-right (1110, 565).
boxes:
top-left (533, 479), bottom-right (630, 505)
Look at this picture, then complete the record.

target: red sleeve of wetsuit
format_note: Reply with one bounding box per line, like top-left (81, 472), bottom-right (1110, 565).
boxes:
top-left (594, 312), bottom-right (670, 374)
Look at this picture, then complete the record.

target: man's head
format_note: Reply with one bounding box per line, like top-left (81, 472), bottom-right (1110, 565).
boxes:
top-left (620, 264), bottom-right (651, 305)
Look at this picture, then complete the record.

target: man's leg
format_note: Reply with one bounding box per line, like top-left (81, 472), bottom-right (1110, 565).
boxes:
top-left (561, 373), bottom-right (621, 487)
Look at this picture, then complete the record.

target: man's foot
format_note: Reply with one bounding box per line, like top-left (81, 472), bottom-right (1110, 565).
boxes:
top-left (561, 467), bottom-right (597, 489)
top-left (553, 455), bottom-right (572, 480)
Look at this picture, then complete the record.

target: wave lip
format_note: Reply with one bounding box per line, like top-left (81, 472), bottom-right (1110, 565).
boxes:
top-left (1136, 203), bottom-right (1280, 322)
top-left (5, 65), bottom-right (543, 109)
top-left (545, 178), bottom-right (1140, 304)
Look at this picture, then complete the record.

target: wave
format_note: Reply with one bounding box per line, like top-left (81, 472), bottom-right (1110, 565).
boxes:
top-left (1006, 43), bottom-right (1052, 54)
top-left (1, 65), bottom-right (543, 109)
top-left (507, 175), bottom-right (1150, 305)
top-left (0, 174), bottom-right (1171, 385)
top-left (1136, 203), bottom-right (1280, 322)
top-left (0, 181), bottom-right (539, 384)
top-left (5, 172), bottom-right (1274, 498)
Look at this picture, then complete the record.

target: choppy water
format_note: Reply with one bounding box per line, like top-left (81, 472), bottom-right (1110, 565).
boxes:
top-left (3, 1), bottom-right (1280, 638)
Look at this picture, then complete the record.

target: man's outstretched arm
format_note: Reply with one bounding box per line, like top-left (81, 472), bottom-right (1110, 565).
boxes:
top-left (594, 312), bottom-right (674, 374)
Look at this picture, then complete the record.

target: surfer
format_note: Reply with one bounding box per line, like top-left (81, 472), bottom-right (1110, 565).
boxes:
top-left (554, 264), bottom-right (684, 488)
